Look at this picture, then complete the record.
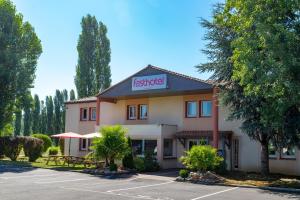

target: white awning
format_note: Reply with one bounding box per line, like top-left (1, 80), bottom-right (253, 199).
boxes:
top-left (82, 132), bottom-right (101, 139)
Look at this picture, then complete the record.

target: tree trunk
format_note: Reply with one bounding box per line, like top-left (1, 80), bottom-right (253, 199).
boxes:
top-left (260, 136), bottom-right (270, 176)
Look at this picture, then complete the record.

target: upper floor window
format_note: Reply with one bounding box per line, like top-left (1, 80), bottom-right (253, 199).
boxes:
top-left (139, 104), bottom-right (148, 120)
top-left (201, 100), bottom-right (212, 117)
top-left (128, 105), bottom-right (136, 120)
top-left (80, 108), bottom-right (88, 121)
top-left (186, 101), bottom-right (197, 118)
top-left (90, 107), bottom-right (96, 121)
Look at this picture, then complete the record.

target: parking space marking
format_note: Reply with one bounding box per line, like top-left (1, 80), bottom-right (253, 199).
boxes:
top-left (190, 187), bottom-right (239, 200)
top-left (61, 186), bottom-right (158, 200)
top-left (78, 177), bottom-right (140, 187)
top-left (35, 178), bottom-right (90, 184)
top-left (0, 174), bottom-right (60, 179)
top-left (106, 180), bottom-right (174, 193)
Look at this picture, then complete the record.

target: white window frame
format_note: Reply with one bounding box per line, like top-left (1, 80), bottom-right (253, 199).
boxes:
top-left (201, 100), bottom-right (212, 117)
top-left (81, 108), bottom-right (88, 121)
top-left (186, 101), bottom-right (197, 118)
top-left (139, 104), bottom-right (148, 120)
top-left (90, 107), bottom-right (97, 121)
top-left (128, 105), bottom-right (136, 120)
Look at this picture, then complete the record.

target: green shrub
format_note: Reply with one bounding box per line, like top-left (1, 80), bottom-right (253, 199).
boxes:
top-left (1, 136), bottom-right (25, 161)
top-left (122, 137), bottom-right (135, 169)
top-left (32, 134), bottom-right (52, 152)
top-left (180, 145), bottom-right (223, 172)
top-left (59, 139), bottom-right (65, 155)
top-left (109, 163), bottom-right (118, 171)
top-left (179, 169), bottom-right (189, 179)
top-left (48, 146), bottom-right (59, 155)
top-left (0, 137), bottom-right (5, 158)
top-left (214, 160), bottom-right (227, 175)
top-left (144, 151), bottom-right (160, 172)
top-left (23, 137), bottom-right (44, 162)
top-left (134, 157), bottom-right (145, 172)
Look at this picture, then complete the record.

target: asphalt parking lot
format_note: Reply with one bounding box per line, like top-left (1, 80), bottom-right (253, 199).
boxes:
top-left (0, 166), bottom-right (299, 200)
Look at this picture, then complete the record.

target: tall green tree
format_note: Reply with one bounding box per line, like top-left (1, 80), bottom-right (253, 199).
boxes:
top-left (70, 89), bottom-right (76, 100)
top-left (23, 93), bottom-right (33, 136)
top-left (54, 90), bottom-right (62, 134)
top-left (32, 94), bottom-right (40, 133)
top-left (75, 15), bottom-right (111, 98)
top-left (97, 22), bottom-right (111, 91)
top-left (14, 99), bottom-right (22, 136)
top-left (0, 0), bottom-right (42, 132)
top-left (199, 2), bottom-right (300, 175)
top-left (62, 89), bottom-right (68, 132)
top-left (46, 96), bottom-right (54, 135)
top-left (40, 100), bottom-right (47, 134)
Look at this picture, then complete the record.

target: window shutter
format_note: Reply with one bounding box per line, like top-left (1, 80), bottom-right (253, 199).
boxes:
top-left (79, 139), bottom-right (82, 151)
top-left (80, 108), bottom-right (83, 121)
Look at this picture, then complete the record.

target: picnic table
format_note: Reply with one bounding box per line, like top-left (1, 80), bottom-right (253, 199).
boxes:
top-left (46, 155), bottom-right (105, 168)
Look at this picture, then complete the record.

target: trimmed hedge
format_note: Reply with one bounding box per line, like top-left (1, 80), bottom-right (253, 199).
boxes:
top-left (0, 136), bottom-right (25, 161)
top-left (48, 146), bottom-right (59, 155)
top-left (32, 134), bottom-right (52, 152)
top-left (23, 137), bottom-right (44, 162)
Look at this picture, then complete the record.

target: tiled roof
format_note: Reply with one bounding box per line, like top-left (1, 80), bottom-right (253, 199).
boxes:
top-left (65, 96), bottom-right (97, 104)
top-left (98, 65), bottom-right (213, 99)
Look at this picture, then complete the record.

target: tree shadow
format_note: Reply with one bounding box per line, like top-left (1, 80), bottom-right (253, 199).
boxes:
top-left (0, 160), bottom-right (37, 174)
top-left (259, 188), bottom-right (300, 199)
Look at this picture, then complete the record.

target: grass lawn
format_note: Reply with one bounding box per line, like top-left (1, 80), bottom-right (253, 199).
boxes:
top-left (222, 171), bottom-right (300, 189)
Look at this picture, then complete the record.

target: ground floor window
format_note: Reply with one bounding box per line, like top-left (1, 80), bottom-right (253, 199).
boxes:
top-left (163, 139), bottom-right (173, 157)
top-left (269, 142), bottom-right (277, 158)
top-left (187, 138), bottom-right (209, 150)
top-left (132, 139), bottom-right (157, 156)
top-left (281, 146), bottom-right (296, 159)
top-left (79, 138), bottom-right (92, 151)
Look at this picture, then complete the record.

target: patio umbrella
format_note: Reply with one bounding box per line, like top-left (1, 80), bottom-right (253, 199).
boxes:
top-left (51, 132), bottom-right (83, 156)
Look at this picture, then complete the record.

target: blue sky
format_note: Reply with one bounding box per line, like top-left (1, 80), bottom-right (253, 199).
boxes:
top-left (12, 0), bottom-right (221, 98)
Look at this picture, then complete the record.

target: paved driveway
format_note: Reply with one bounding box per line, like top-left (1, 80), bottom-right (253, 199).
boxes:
top-left (0, 166), bottom-right (299, 200)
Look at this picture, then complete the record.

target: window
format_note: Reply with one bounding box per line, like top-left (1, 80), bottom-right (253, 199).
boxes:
top-left (186, 101), bottom-right (197, 117)
top-left (79, 138), bottom-right (87, 150)
top-left (139, 104), bottom-right (148, 119)
top-left (80, 108), bottom-right (88, 121)
top-left (90, 107), bottom-right (97, 121)
top-left (269, 142), bottom-right (277, 158)
top-left (144, 140), bottom-right (157, 155)
top-left (281, 146), bottom-right (296, 159)
top-left (132, 139), bottom-right (157, 156)
top-left (187, 139), bottom-right (208, 150)
top-left (132, 140), bottom-right (143, 155)
top-left (201, 101), bottom-right (212, 117)
top-left (128, 105), bottom-right (136, 120)
top-left (163, 139), bottom-right (173, 157)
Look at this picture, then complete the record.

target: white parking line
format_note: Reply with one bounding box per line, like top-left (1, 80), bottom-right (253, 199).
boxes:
top-left (35, 178), bottom-right (90, 184)
top-left (0, 174), bottom-right (60, 179)
top-left (61, 186), bottom-right (158, 200)
top-left (190, 187), bottom-right (239, 200)
top-left (78, 177), bottom-right (140, 187)
top-left (106, 180), bottom-right (174, 193)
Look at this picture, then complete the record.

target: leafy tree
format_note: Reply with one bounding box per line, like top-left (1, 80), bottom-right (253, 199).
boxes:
top-left (32, 94), bottom-right (40, 133)
top-left (62, 89), bottom-right (68, 132)
top-left (97, 22), bottom-right (111, 91)
top-left (198, 3), bottom-right (300, 175)
top-left (180, 145), bottom-right (223, 172)
top-left (75, 15), bottom-right (111, 98)
top-left (0, 0), bottom-right (42, 132)
top-left (93, 125), bottom-right (128, 166)
top-left (40, 100), bottom-right (47, 134)
top-left (46, 96), bottom-right (54, 135)
top-left (54, 90), bottom-right (62, 133)
top-left (23, 93), bottom-right (33, 136)
top-left (14, 108), bottom-right (22, 136)
top-left (70, 89), bottom-right (76, 100)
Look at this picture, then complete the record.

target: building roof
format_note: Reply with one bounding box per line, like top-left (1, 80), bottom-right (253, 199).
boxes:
top-left (65, 96), bottom-right (97, 104)
top-left (98, 65), bottom-right (213, 100)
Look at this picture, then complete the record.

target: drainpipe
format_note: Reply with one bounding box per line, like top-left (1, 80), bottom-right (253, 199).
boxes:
top-left (96, 97), bottom-right (100, 126)
top-left (212, 87), bottom-right (219, 149)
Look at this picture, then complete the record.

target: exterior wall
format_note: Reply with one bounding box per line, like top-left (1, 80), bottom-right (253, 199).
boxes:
top-left (219, 105), bottom-right (300, 176)
top-left (64, 102), bottom-right (97, 156)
